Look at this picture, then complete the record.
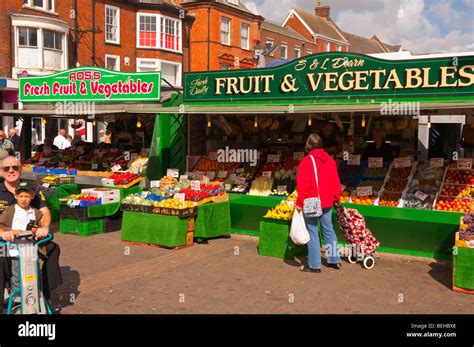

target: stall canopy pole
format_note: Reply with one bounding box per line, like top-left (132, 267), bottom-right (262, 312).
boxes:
top-left (147, 114), bottom-right (170, 181)
top-left (19, 116), bottom-right (32, 161)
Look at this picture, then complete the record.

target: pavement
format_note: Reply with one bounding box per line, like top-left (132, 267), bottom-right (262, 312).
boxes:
top-left (48, 229), bottom-right (474, 314)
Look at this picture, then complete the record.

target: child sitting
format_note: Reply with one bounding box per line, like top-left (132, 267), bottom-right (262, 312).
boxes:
top-left (0, 182), bottom-right (45, 291)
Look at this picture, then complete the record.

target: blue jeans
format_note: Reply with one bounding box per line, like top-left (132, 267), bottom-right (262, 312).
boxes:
top-left (303, 207), bottom-right (341, 269)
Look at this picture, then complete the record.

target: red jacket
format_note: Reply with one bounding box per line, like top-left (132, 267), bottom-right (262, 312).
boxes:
top-left (296, 148), bottom-right (342, 209)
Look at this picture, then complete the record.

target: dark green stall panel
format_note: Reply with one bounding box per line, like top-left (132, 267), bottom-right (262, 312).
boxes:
top-left (229, 194), bottom-right (284, 236)
top-left (331, 204), bottom-right (461, 260)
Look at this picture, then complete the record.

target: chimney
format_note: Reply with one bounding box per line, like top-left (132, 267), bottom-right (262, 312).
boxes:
top-left (315, 1), bottom-right (330, 19)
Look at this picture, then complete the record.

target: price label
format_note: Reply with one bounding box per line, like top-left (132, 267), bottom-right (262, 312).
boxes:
top-left (59, 174), bottom-right (67, 178)
top-left (101, 178), bottom-right (115, 187)
top-left (71, 200), bottom-right (81, 207)
top-left (167, 169), bottom-right (180, 178)
top-left (414, 190), bottom-right (429, 201)
top-left (267, 154), bottom-right (280, 163)
top-left (235, 177), bottom-right (246, 185)
top-left (347, 155), bottom-right (361, 166)
top-left (91, 164), bottom-right (98, 170)
top-left (208, 152), bottom-right (218, 161)
top-left (206, 172), bottom-right (215, 180)
top-left (368, 157), bottom-right (383, 168)
top-left (393, 157), bottom-right (412, 168)
top-left (277, 185), bottom-right (287, 192)
top-left (141, 191), bottom-right (149, 198)
top-left (429, 158), bottom-right (444, 168)
top-left (341, 184), bottom-right (346, 192)
top-left (174, 193), bottom-right (185, 204)
top-left (150, 180), bottom-right (161, 188)
top-left (111, 164), bottom-right (122, 172)
top-left (191, 180), bottom-right (201, 191)
top-left (262, 171), bottom-right (272, 179)
top-left (218, 171), bottom-right (228, 179)
top-left (293, 152), bottom-right (304, 161)
top-left (356, 186), bottom-right (373, 197)
top-left (194, 171), bottom-right (204, 180)
top-left (124, 152), bottom-right (130, 161)
top-left (179, 175), bottom-right (188, 182)
top-left (457, 158), bottom-right (472, 170)
top-left (42, 183), bottom-right (50, 189)
top-left (202, 176), bottom-right (210, 184)
top-left (236, 168), bottom-right (245, 174)
top-left (229, 174), bottom-right (237, 182)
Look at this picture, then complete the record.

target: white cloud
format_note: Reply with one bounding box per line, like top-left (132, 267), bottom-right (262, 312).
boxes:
top-left (250, 0), bottom-right (473, 53)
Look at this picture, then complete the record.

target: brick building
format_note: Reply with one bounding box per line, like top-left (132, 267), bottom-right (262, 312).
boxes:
top-left (343, 31), bottom-right (402, 54)
top-left (260, 20), bottom-right (317, 65)
top-left (0, 0), bottom-right (192, 143)
top-left (0, 0), bottom-right (190, 86)
top-left (282, 3), bottom-right (349, 53)
top-left (176, 0), bottom-right (264, 71)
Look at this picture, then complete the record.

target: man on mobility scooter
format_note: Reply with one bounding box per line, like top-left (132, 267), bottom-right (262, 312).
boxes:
top-left (0, 156), bottom-right (62, 313)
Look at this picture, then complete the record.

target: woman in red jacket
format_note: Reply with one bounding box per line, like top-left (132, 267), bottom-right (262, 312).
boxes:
top-left (296, 133), bottom-right (342, 273)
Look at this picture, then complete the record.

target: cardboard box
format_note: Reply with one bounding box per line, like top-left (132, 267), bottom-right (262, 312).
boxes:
top-left (81, 188), bottom-right (120, 205)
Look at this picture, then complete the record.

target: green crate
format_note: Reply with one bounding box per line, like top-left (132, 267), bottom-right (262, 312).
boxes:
top-left (258, 220), bottom-right (307, 260)
top-left (453, 246), bottom-right (474, 291)
top-left (60, 218), bottom-right (104, 237)
top-left (121, 211), bottom-right (189, 247)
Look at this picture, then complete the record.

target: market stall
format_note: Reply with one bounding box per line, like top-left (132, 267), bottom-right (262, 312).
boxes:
top-left (171, 51), bottom-right (474, 261)
top-left (16, 67), bottom-right (167, 234)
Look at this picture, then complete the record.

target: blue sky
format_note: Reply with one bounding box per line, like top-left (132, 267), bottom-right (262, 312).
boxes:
top-left (249, 0), bottom-right (474, 53)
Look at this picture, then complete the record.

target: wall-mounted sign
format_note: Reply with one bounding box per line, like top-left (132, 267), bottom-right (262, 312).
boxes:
top-left (184, 53), bottom-right (474, 103)
top-left (20, 67), bottom-right (161, 103)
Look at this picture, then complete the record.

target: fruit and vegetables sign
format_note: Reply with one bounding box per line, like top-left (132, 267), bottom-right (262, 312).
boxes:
top-left (184, 52), bottom-right (474, 102)
top-left (19, 67), bottom-right (161, 103)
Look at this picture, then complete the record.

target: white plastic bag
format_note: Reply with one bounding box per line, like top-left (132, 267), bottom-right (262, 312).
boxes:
top-left (290, 210), bottom-right (310, 245)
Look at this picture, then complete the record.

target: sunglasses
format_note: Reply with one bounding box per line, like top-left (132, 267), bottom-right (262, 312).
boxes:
top-left (2, 166), bottom-right (20, 172)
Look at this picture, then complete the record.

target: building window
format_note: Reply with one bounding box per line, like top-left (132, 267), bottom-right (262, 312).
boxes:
top-left (138, 14), bottom-right (157, 47)
top-left (136, 58), bottom-right (182, 87)
top-left (161, 61), bottom-right (180, 87)
top-left (265, 40), bottom-right (274, 56)
top-left (220, 17), bottom-right (231, 45)
top-left (294, 46), bottom-right (301, 58)
top-left (161, 17), bottom-right (180, 51)
top-left (105, 5), bottom-right (120, 44)
top-left (18, 27), bottom-right (38, 47)
top-left (24, 0), bottom-right (55, 13)
top-left (43, 30), bottom-right (62, 50)
top-left (105, 54), bottom-right (120, 71)
top-left (241, 24), bottom-right (249, 50)
top-left (221, 64), bottom-right (230, 70)
top-left (325, 42), bottom-right (331, 52)
top-left (137, 13), bottom-right (181, 52)
top-left (136, 58), bottom-right (160, 72)
top-left (280, 44), bottom-right (288, 59)
top-left (13, 16), bottom-right (67, 74)
top-left (336, 45), bottom-right (342, 52)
